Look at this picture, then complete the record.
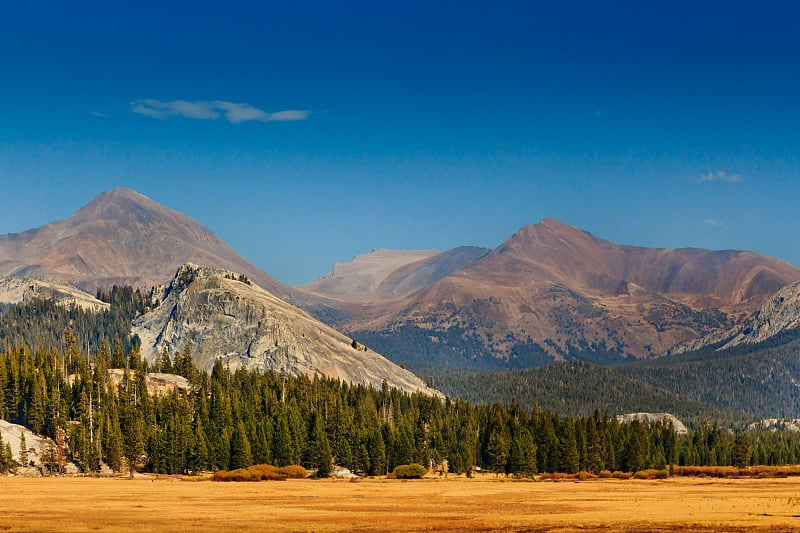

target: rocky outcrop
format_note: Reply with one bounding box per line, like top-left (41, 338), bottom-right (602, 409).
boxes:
top-left (669, 281), bottom-right (800, 355)
top-left (747, 419), bottom-right (800, 433)
top-left (615, 413), bottom-right (689, 434)
top-left (0, 276), bottom-right (108, 311)
top-left (132, 264), bottom-right (440, 396)
top-left (0, 419), bottom-right (81, 475)
top-left (105, 370), bottom-right (192, 396)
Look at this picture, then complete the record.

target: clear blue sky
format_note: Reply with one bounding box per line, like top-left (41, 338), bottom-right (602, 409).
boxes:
top-left (1, 1), bottom-right (799, 285)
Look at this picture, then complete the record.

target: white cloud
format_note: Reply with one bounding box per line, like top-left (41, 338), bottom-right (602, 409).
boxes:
top-left (698, 171), bottom-right (743, 183)
top-left (131, 99), bottom-right (310, 123)
top-left (702, 218), bottom-right (725, 227)
top-left (90, 111), bottom-right (109, 118)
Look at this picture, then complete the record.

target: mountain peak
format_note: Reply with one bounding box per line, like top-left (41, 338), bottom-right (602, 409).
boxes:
top-left (76, 187), bottom-right (166, 217)
top-left (0, 187), bottom-right (290, 296)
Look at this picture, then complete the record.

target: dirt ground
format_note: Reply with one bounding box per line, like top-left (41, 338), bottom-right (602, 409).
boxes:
top-left (2, 475), bottom-right (800, 532)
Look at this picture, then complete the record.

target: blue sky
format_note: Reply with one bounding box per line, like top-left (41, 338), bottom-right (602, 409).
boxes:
top-left (1, 1), bottom-right (799, 285)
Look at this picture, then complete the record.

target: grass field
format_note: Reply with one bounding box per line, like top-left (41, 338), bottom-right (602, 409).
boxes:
top-left (2, 475), bottom-right (800, 532)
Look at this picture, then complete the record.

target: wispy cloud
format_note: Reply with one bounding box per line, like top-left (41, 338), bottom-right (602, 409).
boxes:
top-left (90, 111), bottom-right (109, 118)
top-left (131, 99), bottom-right (310, 123)
top-left (702, 218), bottom-right (725, 227)
top-left (698, 171), bottom-right (743, 183)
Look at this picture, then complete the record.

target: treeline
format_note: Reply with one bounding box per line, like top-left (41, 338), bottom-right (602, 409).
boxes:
top-left (3, 336), bottom-right (800, 476)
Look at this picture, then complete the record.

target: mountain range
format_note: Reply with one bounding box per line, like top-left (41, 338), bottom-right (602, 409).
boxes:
top-left (4, 187), bottom-right (800, 417)
top-left (304, 218), bottom-right (800, 369)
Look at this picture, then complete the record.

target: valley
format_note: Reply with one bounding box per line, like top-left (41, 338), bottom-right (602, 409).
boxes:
top-left (2, 475), bottom-right (800, 532)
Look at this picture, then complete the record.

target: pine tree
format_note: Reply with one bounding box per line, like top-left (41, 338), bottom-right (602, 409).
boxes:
top-left (485, 427), bottom-right (508, 475)
top-left (230, 420), bottom-right (253, 470)
top-left (733, 434), bottom-right (752, 468)
top-left (18, 431), bottom-right (28, 468)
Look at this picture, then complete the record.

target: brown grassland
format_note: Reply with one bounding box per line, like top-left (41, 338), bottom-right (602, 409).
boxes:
top-left (3, 475), bottom-right (800, 532)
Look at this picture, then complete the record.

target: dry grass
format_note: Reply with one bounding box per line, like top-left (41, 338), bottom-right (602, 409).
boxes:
top-left (2, 474), bottom-right (800, 532)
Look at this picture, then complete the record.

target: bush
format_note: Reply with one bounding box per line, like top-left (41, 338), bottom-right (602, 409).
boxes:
top-left (612, 471), bottom-right (631, 480)
top-left (598, 470), bottom-right (613, 479)
top-left (394, 463), bottom-right (426, 479)
top-left (278, 465), bottom-right (308, 479)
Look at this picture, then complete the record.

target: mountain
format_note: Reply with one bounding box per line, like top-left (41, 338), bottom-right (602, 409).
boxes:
top-left (669, 281), bottom-right (800, 354)
top-left (132, 263), bottom-right (439, 396)
top-left (300, 248), bottom-right (441, 301)
top-left (301, 246), bottom-right (490, 302)
top-left (0, 187), bottom-right (290, 297)
top-left (301, 219), bottom-right (800, 369)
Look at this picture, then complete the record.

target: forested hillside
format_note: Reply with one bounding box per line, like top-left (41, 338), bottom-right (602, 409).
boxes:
top-left (428, 361), bottom-right (747, 427)
top-left (2, 294), bottom-right (800, 477)
top-left (619, 330), bottom-right (800, 418)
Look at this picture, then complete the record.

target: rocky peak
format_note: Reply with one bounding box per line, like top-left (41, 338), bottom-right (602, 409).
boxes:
top-left (133, 263), bottom-right (440, 396)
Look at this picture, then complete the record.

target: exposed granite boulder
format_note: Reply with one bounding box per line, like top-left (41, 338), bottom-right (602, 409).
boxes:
top-left (616, 412), bottom-right (689, 434)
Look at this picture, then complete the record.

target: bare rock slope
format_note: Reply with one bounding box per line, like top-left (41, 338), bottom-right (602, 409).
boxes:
top-left (0, 276), bottom-right (108, 311)
top-left (669, 280), bottom-right (800, 354)
top-left (133, 264), bottom-right (439, 396)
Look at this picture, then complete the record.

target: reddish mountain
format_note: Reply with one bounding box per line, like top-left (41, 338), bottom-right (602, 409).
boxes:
top-left (0, 187), bottom-right (291, 296)
top-left (300, 219), bottom-right (800, 367)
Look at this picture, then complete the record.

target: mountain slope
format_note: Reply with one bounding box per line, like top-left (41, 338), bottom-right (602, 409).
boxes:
top-left (329, 219), bottom-right (800, 368)
top-left (669, 281), bottom-right (800, 354)
top-left (427, 361), bottom-right (747, 426)
top-left (0, 187), bottom-right (291, 297)
top-left (132, 263), bottom-right (439, 396)
top-left (619, 331), bottom-right (800, 418)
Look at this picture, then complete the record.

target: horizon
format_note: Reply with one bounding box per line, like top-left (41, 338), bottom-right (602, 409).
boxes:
top-left (2, 2), bottom-right (799, 285)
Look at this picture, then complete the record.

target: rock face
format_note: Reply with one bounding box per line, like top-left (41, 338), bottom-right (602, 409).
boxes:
top-left (132, 264), bottom-right (440, 396)
top-left (0, 276), bottom-right (108, 311)
top-left (747, 419), bottom-right (800, 432)
top-left (106, 370), bottom-right (192, 396)
top-left (0, 187), bottom-right (291, 297)
top-left (669, 281), bottom-right (800, 354)
top-left (302, 219), bottom-right (800, 367)
top-left (616, 413), bottom-right (689, 434)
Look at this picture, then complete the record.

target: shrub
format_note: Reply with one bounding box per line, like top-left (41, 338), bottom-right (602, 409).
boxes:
top-left (394, 463), bottom-right (426, 479)
top-left (655, 469), bottom-right (669, 479)
top-left (598, 470), bottom-right (613, 479)
top-left (278, 465), bottom-right (308, 479)
top-left (212, 464), bottom-right (302, 482)
top-left (612, 471), bottom-right (631, 480)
